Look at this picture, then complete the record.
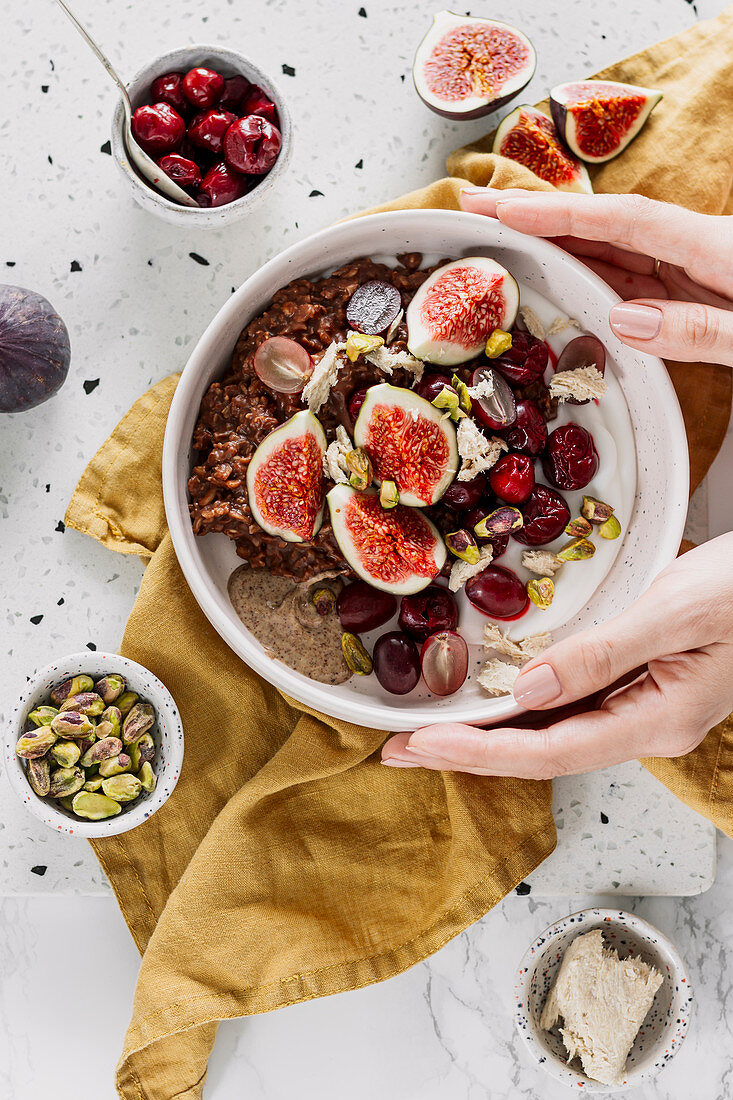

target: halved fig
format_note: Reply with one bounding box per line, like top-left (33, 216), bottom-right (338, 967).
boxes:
top-left (550, 80), bottom-right (663, 164)
top-left (406, 257), bottom-right (519, 366)
top-left (492, 105), bottom-right (592, 194)
top-left (353, 383), bottom-right (458, 507)
top-left (327, 486), bottom-right (446, 595)
top-left (413, 10), bottom-right (536, 120)
top-left (246, 410), bottom-right (326, 543)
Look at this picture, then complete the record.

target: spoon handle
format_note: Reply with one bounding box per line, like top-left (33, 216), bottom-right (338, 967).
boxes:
top-left (55, 0), bottom-right (131, 107)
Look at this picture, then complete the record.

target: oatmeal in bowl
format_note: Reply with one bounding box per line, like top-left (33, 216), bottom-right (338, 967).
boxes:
top-left (163, 210), bottom-right (688, 730)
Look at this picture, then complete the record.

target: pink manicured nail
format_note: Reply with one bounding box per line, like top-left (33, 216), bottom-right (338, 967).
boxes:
top-left (513, 663), bottom-right (562, 707)
top-left (459, 186), bottom-right (490, 195)
top-left (381, 758), bottom-right (420, 768)
top-left (609, 303), bottom-right (662, 339)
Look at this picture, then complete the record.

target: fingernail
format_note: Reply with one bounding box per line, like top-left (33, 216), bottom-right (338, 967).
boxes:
top-left (513, 663), bottom-right (562, 707)
top-left (609, 303), bottom-right (662, 339)
top-left (381, 758), bottom-right (421, 768)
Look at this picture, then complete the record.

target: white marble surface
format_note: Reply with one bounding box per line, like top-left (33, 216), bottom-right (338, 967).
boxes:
top-left (1, 0), bottom-right (732, 1096)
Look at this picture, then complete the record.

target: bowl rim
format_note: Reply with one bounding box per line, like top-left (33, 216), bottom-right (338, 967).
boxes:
top-left (110, 42), bottom-right (293, 217)
top-left (162, 208), bottom-right (689, 730)
top-left (513, 905), bottom-right (693, 1091)
top-left (3, 651), bottom-right (184, 838)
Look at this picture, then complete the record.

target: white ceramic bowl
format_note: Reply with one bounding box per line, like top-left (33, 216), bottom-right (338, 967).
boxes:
top-left (162, 209), bottom-right (689, 731)
top-left (514, 907), bottom-right (693, 1090)
top-left (3, 652), bottom-right (184, 838)
top-left (111, 44), bottom-right (293, 227)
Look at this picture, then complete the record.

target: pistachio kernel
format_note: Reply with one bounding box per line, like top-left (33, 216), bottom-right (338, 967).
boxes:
top-left (450, 374), bottom-right (472, 414)
top-left (345, 331), bottom-right (384, 363)
top-left (445, 529), bottom-right (480, 565)
top-left (16, 728), bottom-right (58, 760)
top-left (485, 329), bottom-right (513, 359)
top-left (27, 757), bottom-right (51, 797)
top-left (138, 762), bottom-right (157, 793)
top-left (311, 587), bottom-right (336, 617)
top-left (527, 577), bottom-right (555, 611)
top-left (27, 705), bottom-right (59, 727)
top-left (345, 447), bottom-right (373, 491)
top-left (71, 792), bottom-right (122, 820)
top-left (116, 691), bottom-right (139, 718)
top-left (599, 515), bottom-right (622, 540)
top-left (341, 632), bottom-right (373, 676)
top-left (379, 480), bottom-right (399, 509)
top-left (49, 674), bottom-right (93, 707)
top-left (59, 691), bottom-right (105, 716)
top-left (101, 774), bottom-right (142, 803)
top-left (581, 495), bottom-right (614, 525)
top-left (473, 506), bottom-right (523, 539)
top-left (94, 674), bottom-right (126, 705)
top-left (557, 537), bottom-right (596, 563)
top-left (48, 766), bottom-right (85, 799)
top-left (431, 386), bottom-right (466, 422)
top-left (565, 516), bottom-right (593, 539)
top-left (50, 740), bottom-right (81, 769)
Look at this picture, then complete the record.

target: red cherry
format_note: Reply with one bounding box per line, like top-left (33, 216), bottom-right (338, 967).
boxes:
top-left (224, 115), bottom-right (282, 174)
top-left (398, 585), bottom-right (458, 642)
top-left (489, 453), bottom-right (535, 505)
top-left (348, 387), bottom-right (369, 423)
top-left (158, 153), bottom-right (202, 189)
top-left (513, 485), bottom-right (570, 546)
top-left (441, 473), bottom-right (487, 510)
top-left (241, 83), bottom-right (278, 124)
top-left (542, 424), bottom-right (599, 491)
top-left (465, 565), bottom-right (529, 620)
top-left (150, 72), bottom-right (189, 115)
top-left (495, 332), bottom-right (549, 386)
top-left (503, 400), bottom-right (548, 457)
top-left (415, 372), bottom-right (454, 403)
top-left (196, 162), bottom-right (248, 207)
top-left (182, 67), bottom-right (225, 109)
top-left (131, 103), bottom-right (185, 153)
top-left (219, 74), bottom-right (252, 112)
top-left (188, 109), bottom-right (238, 155)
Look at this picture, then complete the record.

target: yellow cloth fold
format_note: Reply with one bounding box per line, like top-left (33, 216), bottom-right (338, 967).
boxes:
top-left (65, 9), bottom-right (733, 1098)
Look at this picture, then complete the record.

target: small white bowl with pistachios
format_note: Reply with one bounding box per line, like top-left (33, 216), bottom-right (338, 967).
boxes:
top-left (3, 652), bottom-right (184, 838)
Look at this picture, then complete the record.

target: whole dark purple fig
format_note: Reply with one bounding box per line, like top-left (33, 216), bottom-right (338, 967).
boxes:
top-left (0, 286), bottom-right (71, 412)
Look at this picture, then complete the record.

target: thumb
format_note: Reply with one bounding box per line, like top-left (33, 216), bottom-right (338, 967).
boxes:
top-left (609, 298), bottom-right (733, 366)
top-left (512, 591), bottom-right (686, 710)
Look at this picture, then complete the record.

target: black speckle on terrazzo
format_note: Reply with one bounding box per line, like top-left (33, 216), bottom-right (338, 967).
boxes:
top-left (70, 260), bottom-right (82, 272)
top-left (45, 484), bottom-right (50, 492)
top-left (86, 642), bottom-right (97, 651)
top-left (41, 85), bottom-right (49, 94)
top-left (400, 74), bottom-right (405, 82)
top-left (48, 155), bottom-right (53, 165)
top-left (309, 189), bottom-right (324, 198)
top-left (30, 865), bottom-right (47, 876)
top-left (515, 881), bottom-right (531, 896)
top-left (6, 261), bottom-right (16, 267)
top-left (282, 64), bottom-right (296, 77)
top-left (358, 6), bottom-right (367, 15)
top-left (189, 252), bottom-right (209, 266)
top-left (601, 811), bottom-right (609, 824)
top-left (30, 615), bottom-right (44, 625)
top-left (100, 140), bottom-right (112, 155)
top-left (57, 598), bottom-right (65, 605)
top-left (55, 520), bottom-right (65, 533)
top-left (355, 159), bottom-right (363, 169)
top-left (83, 378), bottom-right (100, 395)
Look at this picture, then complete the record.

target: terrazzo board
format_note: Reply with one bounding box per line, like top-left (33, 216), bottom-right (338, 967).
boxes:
top-left (0, 0), bottom-right (720, 896)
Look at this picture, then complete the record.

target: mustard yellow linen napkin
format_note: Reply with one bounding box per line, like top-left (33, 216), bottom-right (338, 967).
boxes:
top-left (65, 9), bottom-right (733, 1098)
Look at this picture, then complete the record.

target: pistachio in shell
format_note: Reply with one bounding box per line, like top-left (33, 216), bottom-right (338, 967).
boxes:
top-left (116, 691), bottom-right (139, 717)
top-left (16, 727), bottom-right (58, 759)
top-left (48, 766), bottom-right (85, 799)
top-left (59, 691), bottom-right (105, 716)
top-left (98, 753), bottom-right (132, 778)
top-left (82, 775), bottom-right (105, 792)
top-left (27, 705), bottom-right (59, 727)
top-left (311, 587), bottom-right (336, 617)
top-left (50, 674), bottom-right (93, 707)
top-left (94, 674), bottom-right (126, 705)
top-left (101, 774), bottom-right (142, 803)
top-left (101, 705), bottom-right (121, 738)
top-left (27, 757), bottom-right (51, 797)
top-left (565, 515), bottom-right (593, 539)
top-left (341, 632), bottom-right (373, 676)
top-left (136, 733), bottom-right (156, 767)
top-left (49, 710), bottom-right (94, 739)
top-left (50, 740), bottom-right (81, 769)
top-left (71, 792), bottom-right (122, 820)
top-left (80, 736), bottom-right (123, 768)
top-left (138, 761), bottom-right (157, 792)
top-left (121, 702), bottom-right (155, 745)
top-left (527, 576), bottom-right (555, 610)
top-left (580, 495), bottom-right (614, 525)
top-left (557, 537), bottom-right (595, 562)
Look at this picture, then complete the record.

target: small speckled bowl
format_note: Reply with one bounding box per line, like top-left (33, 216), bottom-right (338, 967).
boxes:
top-left (111, 44), bottom-right (293, 227)
top-left (514, 908), bottom-right (692, 1091)
top-left (3, 652), bottom-right (184, 838)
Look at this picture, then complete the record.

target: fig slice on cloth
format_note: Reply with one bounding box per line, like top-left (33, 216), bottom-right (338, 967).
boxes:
top-left (406, 258), bottom-right (519, 366)
top-left (493, 105), bottom-right (592, 194)
top-left (327, 486), bottom-right (446, 595)
top-left (246, 410), bottom-right (327, 542)
top-left (550, 80), bottom-right (663, 163)
top-left (353, 383), bottom-right (458, 507)
top-left (413, 10), bottom-right (536, 120)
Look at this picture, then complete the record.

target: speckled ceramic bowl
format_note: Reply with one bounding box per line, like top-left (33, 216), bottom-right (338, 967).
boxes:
top-left (514, 907), bottom-right (692, 1091)
top-left (111, 44), bottom-right (293, 227)
top-left (3, 652), bottom-right (184, 838)
top-left (163, 209), bottom-right (689, 732)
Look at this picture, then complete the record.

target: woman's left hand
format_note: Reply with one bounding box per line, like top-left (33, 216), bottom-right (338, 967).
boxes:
top-left (381, 536), bottom-right (733, 778)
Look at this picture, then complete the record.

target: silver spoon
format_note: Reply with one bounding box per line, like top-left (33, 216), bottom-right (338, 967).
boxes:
top-left (55, 0), bottom-right (199, 208)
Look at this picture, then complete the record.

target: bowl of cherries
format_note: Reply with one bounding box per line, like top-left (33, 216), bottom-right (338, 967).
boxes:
top-left (111, 44), bottom-right (292, 225)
